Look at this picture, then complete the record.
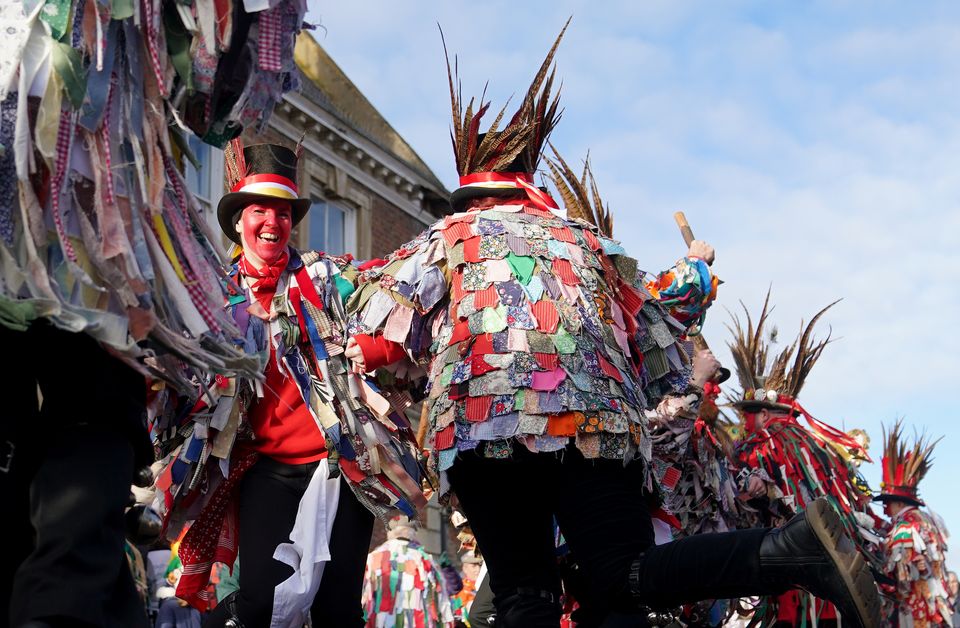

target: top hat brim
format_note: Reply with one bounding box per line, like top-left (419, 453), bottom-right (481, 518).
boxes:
top-left (732, 399), bottom-right (796, 414)
top-left (217, 192), bottom-right (311, 244)
top-left (873, 493), bottom-right (924, 507)
top-left (450, 185), bottom-right (528, 212)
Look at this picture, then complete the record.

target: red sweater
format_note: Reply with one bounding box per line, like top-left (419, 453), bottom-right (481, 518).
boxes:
top-left (246, 288), bottom-right (326, 464)
top-left (353, 333), bottom-right (407, 371)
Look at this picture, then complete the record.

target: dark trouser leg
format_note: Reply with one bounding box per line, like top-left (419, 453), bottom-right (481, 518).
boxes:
top-left (4, 323), bottom-right (149, 628)
top-left (310, 478), bottom-right (375, 627)
top-left (543, 447), bottom-right (776, 626)
top-left (10, 426), bottom-right (143, 627)
top-left (548, 448), bottom-right (655, 625)
top-left (628, 528), bottom-right (773, 607)
top-left (447, 449), bottom-right (562, 628)
top-left (0, 326), bottom-right (40, 628)
top-left (205, 457), bottom-right (314, 628)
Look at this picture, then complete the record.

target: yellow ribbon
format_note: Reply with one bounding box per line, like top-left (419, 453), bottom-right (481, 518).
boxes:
top-left (152, 215), bottom-right (188, 282)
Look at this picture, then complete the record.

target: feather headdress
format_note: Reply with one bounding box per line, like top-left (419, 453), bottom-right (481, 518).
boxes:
top-left (726, 289), bottom-right (839, 410)
top-left (876, 419), bottom-right (941, 505)
top-left (223, 137), bottom-right (248, 190)
top-left (444, 18), bottom-right (568, 177)
top-left (545, 145), bottom-right (614, 237)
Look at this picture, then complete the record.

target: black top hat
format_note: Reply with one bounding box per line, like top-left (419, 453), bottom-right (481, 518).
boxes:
top-left (449, 134), bottom-right (532, 211)
top-left (217, 143), bottom-right (311, 244)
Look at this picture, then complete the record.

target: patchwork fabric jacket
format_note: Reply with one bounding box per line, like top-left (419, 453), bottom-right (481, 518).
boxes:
top-left (1, 0), bottom-right (306, 389)
top-left (362, 537), bottom-right (455, 628)
top-left (347, 200), bottom-right (715, 492)
top-left (883, 506), bottom-right (953, 627)
top-left (152, 249), bottom-right (425, 604)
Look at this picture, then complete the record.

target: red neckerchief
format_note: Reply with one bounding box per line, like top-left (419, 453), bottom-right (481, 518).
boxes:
top-left (238, 249), bottom-right (290, 295)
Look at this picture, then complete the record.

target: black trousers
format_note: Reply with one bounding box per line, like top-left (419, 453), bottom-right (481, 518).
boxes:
top-left (204, 456), bottom-right (375, 628)
top-left (0, 322), bottom-right (151, 628)
top-left (447, 445), bottom-right (771, 628)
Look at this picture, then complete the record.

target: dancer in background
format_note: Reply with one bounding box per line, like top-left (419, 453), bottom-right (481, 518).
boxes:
top-left (727, 292), bottom-right (882, 626)
top-left (876, 421), bottom-right (953, 627)
top-left (362, 516), bottom-right (455, 627)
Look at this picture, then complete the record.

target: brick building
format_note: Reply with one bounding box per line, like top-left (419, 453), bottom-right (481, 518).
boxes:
top-left (185, 33), bottom-right (458, 556)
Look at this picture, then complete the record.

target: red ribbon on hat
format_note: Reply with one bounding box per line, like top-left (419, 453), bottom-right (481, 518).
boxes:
top-left (781, 396), bottom-right (872, 463)
top-left (231, 173), bottom-right (299, 194)
top-left (457, 172), bottom-right (562, 215)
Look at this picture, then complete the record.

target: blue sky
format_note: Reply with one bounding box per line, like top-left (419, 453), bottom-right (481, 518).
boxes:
top-left (306, 1), bottom-right (960, 568)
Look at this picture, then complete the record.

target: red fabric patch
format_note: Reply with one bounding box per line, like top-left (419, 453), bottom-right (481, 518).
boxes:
top-left (452, 272), bottom-right (466, 303)
top-left (379, 551), bottom-right (393, 611)
top-left (470, 355), bottom-right (498, 376)
top-left (600, 255), bottom-right (617, 279)
top-left (433, 424), bottom-right (455, 450)
top-left (449, 321), bottom-right (472, 345)
top-left (463, 237), bottom-right (482, 263)
top-left (617, 282), bottom-right (646, 317)
top-left (522, 204), bottom-right (553, 218)
top-left (465, 396), bottom-right (493, 422)
top-left (660, 465), bottom-right (682, 490)
top-left (340, 458), bottom-right (367, 484)
top-left (470, 334), bottom-right (495, 356)
top-left (442, 221), bottom-right (475, 247)
top-left (534, 352), bottom-right (560, 370)
top-left (583, 230), bottom-right (602, 251)
top-left (448, 383), bottom-right (469, 400)
top-left (547, 412), bottom-right (578, 436)
top-left (294, 266), bottom-right (324, 311)
top-left (549, 226), bottom-right (576, 243)
top-left (551, 258), bottom-right (580, 286)
top-left (443, 213), bottom-right (476, 227)
top-left (530, 300), bottom-right (560, 334)
top-left (472, 285), bottom-right (500, 309)
top-left (597, 353), bottom-right (624, 382)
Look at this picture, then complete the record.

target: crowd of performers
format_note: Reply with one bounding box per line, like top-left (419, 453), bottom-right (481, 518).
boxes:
top-left (0, 2), bottom-right (953, 627)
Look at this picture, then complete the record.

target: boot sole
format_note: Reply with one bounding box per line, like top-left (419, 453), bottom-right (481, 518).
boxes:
top-left (805, 498), bottom-right (881, 628)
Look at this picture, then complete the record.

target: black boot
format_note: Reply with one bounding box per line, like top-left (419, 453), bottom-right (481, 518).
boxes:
top-left (758, 498), bottom-right (880, 628)
top-left (627, 498), bottom-right (880, 628)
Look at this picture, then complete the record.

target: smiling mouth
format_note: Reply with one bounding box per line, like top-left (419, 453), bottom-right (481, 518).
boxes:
top-left (259, 233), bottom-right (279, 242)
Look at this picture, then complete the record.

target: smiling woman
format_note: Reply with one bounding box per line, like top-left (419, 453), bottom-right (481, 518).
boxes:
top-left (158, 138), bottom-right (426, 628)
top-left (235, 199), bottom-right (294, 268)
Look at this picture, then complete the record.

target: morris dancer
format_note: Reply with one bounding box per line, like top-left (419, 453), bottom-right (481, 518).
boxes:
top-left (362, 516), bottom-right (456, 627)
top-left (728, 292), bottom-right (882, 626)
top-left (153, 141), bottom-right (424, 627)
top-left (344, 23), bottom-right (881, 628)
top-left (877, 421), bottom-right (953, 627)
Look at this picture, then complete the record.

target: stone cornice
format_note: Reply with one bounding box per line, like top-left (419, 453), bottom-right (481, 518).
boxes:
top-left (273, 95), bottom-right (448, 226)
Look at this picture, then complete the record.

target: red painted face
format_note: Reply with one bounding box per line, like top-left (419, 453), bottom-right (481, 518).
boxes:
top-left (236, 199), bottom-right (293, 266)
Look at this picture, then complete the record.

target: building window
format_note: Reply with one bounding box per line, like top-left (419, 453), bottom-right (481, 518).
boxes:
top-left (183, 135), bottom-right (224, 214)
top-left (308, 197), bottom-right (355, 255)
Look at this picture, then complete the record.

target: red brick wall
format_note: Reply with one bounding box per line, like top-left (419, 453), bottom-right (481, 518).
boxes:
top-left (368, 194), bottom-right (433, 258)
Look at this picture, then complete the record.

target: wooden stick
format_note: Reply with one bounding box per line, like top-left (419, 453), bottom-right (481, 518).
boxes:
top-left (415, 400), bottom-right (430, 450)
top-left (674, 211), bottom-right (695, 247)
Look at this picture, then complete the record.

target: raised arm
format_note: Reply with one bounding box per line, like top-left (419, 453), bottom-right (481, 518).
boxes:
top-left (647, 240), bottom-right (718, 334)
